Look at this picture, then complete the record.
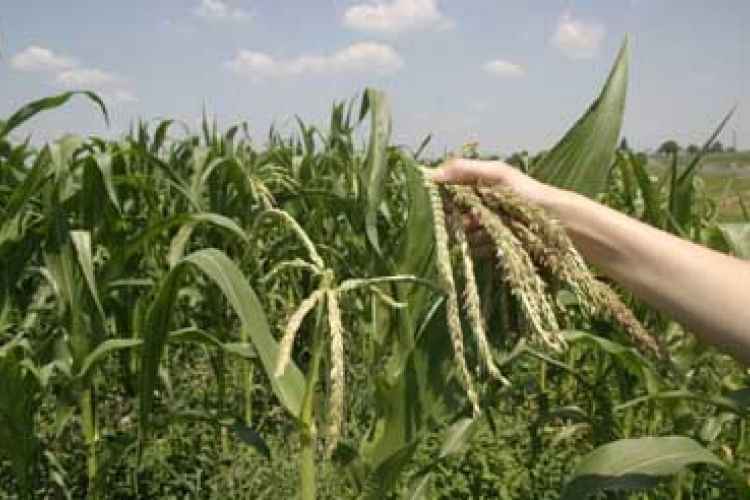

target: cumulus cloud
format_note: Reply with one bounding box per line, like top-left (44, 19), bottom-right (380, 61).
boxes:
top-left (483, 59), bottom-right (524, 78)
top-left (343, 0), bottom-right (452, 36)
top-left (55, 68), bottom-right (118, 88)
top-left (225, 42), bottom-right (403, 78)
top-left (11, 44), bottom-right (137, 103)
top-left (11, 45), bottom-right (77, 71)
top-left (551, 12), bottom-right (605, 59)
top-left (192, 0), bottom-right (250, 22)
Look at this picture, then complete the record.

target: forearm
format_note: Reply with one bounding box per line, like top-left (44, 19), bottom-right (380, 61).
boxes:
top-left (545, 189), bottom-right (750, 363)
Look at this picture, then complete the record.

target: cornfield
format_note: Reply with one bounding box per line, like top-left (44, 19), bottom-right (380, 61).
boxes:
top-left (1, 37), bottom-right (750, 499)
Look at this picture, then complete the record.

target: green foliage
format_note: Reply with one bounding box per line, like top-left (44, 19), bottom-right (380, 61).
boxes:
top-left (0, 41), bottom-right (749, 500)
top-left (562, 436), bottom-right (749, 499)
top-left (532, 36), bottom-right (629, 196)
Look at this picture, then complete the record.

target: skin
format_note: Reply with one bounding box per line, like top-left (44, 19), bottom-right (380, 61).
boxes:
top-left (429, 158), bottom-right (750, 365)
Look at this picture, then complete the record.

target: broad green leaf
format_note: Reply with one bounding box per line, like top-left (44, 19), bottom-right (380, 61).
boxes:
top-left (75, 338), bottom-right (142, 380)
top-left (0, 340), bottom-right (43, 498)
top-left (0, 148), bottom-right (51, 227)
top-left (562, 436), bottom-right (746, 499)
top-left (360, 88), bottom-right (392, 253)
top-left (532, 37), bottom-right (629, 196)
top-left (104, 212), bottom-right (247, 284)
top-left (185, 250), bottom-right (305, 413)
top-left (167, 212), bottom-right (248, 267)
top-left (139, 249), bottom-right (305, 441)
top-left (169, 327), bottom-right (224, 349)
top-left (169, 328), bottom-right (257, 359)
top-left (91, 152), bottom-right (122, 213)
top-left (0, 91), bottom-right (108, 140)
top-left (152, 119), bottom-right (174, 153)
top-left (70, 231), bottom-right (106, 326)
top-left (127, 144), bottom-right (200, 211)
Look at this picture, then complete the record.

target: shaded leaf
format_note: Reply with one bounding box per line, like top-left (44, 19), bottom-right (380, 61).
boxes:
top-left (229, 421), bottom-right (271, 459)
top-left (562, 436), bottom-right (747, 499)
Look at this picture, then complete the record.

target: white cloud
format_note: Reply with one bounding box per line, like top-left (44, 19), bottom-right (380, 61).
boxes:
top-left (111, 89), bottom-right (138, 104)
top-left (225, 42), bottom-right (403, 78)
top-left (551, 12), bottom-right (605, 59)
top-left (483, 59), bottom-right (524, 78)
top-left (10, 44), bottom-right (137, 106)
top-left (55, 68), bottom-right (118, 88)
top-left (192, 0), bottom-right (250, 22)
top-left (11, 45), bottom-right (77, 71)
top-left (343, 0), bottom-right (451, 36)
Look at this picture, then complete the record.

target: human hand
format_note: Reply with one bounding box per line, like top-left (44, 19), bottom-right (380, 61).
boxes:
top-left (427, 158), bottom-right (559, 209)
top-left (428, 158), bottom-right (566, 257)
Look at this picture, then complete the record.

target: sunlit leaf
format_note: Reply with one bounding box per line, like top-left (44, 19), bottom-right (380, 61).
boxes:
top-left (533, 37), bottom-right (630, 196)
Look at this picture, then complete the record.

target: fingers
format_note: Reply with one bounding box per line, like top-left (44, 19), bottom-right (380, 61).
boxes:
top-left (428, 158), bottom-right (511, 186)
top-left (444, 199), bottom-right (496, 261)
top-left (444, 197), bottom-right (481, 232)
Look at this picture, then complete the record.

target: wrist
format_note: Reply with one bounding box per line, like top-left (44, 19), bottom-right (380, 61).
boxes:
top-left (535, 185), bottom-right (575, 213)
top-left (535, 186), bottom-right (591, 230)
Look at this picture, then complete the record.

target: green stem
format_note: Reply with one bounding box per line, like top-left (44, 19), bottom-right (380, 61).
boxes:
top-left (300, 332), bottom-right (325, 500)
top-left (80, 387), bottom-right (98, 500)
top-left (241, 325), bottom-right (254, 425)
top-left (221, 426), bottom-right (230, 458)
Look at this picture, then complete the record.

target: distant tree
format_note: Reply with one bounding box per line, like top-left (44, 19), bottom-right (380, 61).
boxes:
top-left (506, 151), bottom-right (529, 168)
top-left (710, 141), bottom-right (724, 153)
top-left (658, 140), bottom-right (680, 155)
top-left (687, 144), bottom-right (700, 154)
top-left (619, 137), bottom-right (631, 152)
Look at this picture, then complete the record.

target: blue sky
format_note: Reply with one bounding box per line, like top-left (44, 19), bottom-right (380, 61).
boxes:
top-left (1, 0), bottom-right (748, 154)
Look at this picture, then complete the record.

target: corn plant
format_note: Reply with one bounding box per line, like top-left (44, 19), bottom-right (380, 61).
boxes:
top-left (1, 37), bottom-right (750, 500)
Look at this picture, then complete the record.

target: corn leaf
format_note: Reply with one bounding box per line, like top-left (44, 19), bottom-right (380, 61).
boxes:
top-left (139, 248), bottom-right (305, 441)
top-left (75, 338), bottom-right (142, 380)
top-left (562, 436), bottom-right (748, 499)
top-left (360, 88), bottom-right (392, 254)
top-left (0, 341), bottom-right (43, 498)
top-left (70, 231), bottom-right (106, 326)
top-left (0, 91), bottom-right (108, 140)
top-left (532, 37), bottom-right (630, 196)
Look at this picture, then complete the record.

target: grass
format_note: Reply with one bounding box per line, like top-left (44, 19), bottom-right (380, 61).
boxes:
top-left (649, 150), bottom-right (750, 169)
top-left (700, 174), bottom-right (750, 222)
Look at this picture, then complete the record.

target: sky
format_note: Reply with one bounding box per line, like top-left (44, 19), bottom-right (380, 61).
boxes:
top-left (0, 0), bottom-right (748, 155)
